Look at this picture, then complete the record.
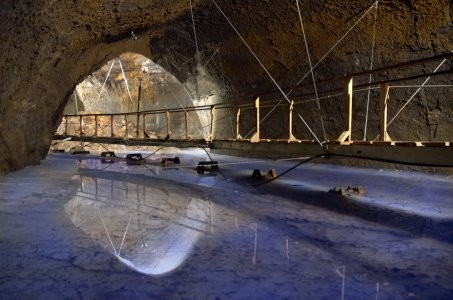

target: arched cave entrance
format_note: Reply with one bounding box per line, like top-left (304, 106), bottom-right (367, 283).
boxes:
top-left (56, 52), bottom-right (212, 141)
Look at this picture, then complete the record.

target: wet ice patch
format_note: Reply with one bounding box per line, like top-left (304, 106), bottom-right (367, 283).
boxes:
top-left (65, 172), bottom-right (210, 276)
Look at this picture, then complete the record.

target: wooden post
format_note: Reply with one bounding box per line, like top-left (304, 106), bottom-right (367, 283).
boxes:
top-left (288, 100), bottom-right (297, 141)
top-left (379, 83), bottom-right (392, 142)
top-left (336, 77), bottom-right (353, 142)
top-left (236, 107), bottom-right (241, 139)
top-left (64, 116), bottom-right (68, 135)
top-left (142, 114), bottom-right (146, 138)
top-left (94, 115), bottom-right (98, 136)
top-left (185, 111), bottom-right (190, 140)
top-left (250, 97), bottom-right (260, 143)
top-left (125, 115), bottom-right (128, 138)
top-left (136, 83), bottom-right (141, 138)
top-left (136, 113), bottom-right (140, 138)
top-left (166, 110), bottom-right (170, 138)
top-left (110, 115), bottom-right (114, 137)
top-left (208, 105), bottom-right (216, 141)
top-left (79, 115), bottom-right (83, 136)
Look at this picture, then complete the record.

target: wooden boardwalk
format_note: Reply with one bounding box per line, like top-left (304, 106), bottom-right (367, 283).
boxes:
top-left (54, 53), bottom-right (453, 167)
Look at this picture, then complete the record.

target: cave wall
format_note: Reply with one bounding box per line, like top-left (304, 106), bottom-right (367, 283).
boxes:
top-left (152, 0), bottom-right (452, 141)
top-left (0, 0), bottom-right (202, 174)
top-left (0, 0), bottom-right (451, 174)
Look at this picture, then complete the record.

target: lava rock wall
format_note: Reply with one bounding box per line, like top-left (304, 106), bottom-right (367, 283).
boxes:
top-left (0, 0), bottom-right (451, 174)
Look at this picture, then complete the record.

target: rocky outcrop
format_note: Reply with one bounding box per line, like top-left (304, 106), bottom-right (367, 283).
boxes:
top-left (0, 0), bottom-right (451, 174)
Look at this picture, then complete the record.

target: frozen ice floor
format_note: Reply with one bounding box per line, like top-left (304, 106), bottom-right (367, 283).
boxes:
top-left (0, 149), bottom-right (452, 299)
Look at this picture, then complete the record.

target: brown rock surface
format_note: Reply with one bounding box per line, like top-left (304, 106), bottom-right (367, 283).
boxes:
top-left (0, 0), bottom-right (451, 174)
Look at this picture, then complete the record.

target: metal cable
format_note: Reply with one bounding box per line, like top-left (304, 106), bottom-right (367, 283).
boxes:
top-left (251, 154), bottom-right (325, 187)
top-left (363, 1), bottom-right (379, 141)
top-left (118, 58), bottom-right (134, 111)
top-left (296, 0), bottom-right (326, 141)
top-left (211, 0), bottom-right (323, 146)
top-left (387, 58), bottom-right (447, 127)
top-left (244, 1), bottom-right (377, 139)
top-left (93, 60), bottom-right (115, 110)
top-left (189, 0), bottom-right (201, 65)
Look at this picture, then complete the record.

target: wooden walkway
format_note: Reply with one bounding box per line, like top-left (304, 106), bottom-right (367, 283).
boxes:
top-left (54, 53), bottom-right (453, 167)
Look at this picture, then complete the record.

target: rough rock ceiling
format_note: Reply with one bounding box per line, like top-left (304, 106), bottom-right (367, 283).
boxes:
top-left (0, 0), bottom-right (451, 174)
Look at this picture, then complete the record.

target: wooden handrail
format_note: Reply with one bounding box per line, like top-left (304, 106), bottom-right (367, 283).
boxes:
top-left (61, 53), bottom-right (451, 120)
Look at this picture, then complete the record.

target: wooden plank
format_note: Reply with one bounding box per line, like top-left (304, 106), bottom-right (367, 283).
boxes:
top-left (379, 83), bottom-right (390, 142)
top-left (250, 97), bottom-right (260, 143)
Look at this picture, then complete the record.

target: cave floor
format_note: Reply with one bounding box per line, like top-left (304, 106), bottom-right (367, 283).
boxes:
top-left (0, 149), bottom-right (452, 299)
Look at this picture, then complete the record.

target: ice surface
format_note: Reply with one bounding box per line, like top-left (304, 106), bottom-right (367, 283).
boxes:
top-left (65, 174), bottom-right (210, 275)
top-left (0, 150), bottom-right (452, 299)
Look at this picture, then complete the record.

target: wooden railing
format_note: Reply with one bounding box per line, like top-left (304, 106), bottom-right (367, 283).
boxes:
top-left (53, 53), bottom-right (453, 166)
top-left (58, 52), bottom-right (452, 145)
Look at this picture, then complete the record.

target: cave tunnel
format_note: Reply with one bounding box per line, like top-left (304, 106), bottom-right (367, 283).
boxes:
top-left (0, 0), bottom-right (452, 299)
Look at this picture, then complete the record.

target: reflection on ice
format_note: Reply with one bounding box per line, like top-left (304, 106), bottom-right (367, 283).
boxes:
top-left (249, 223), bottom-right (258, 265)
top-left (65, 172), bottom-right (210, 275)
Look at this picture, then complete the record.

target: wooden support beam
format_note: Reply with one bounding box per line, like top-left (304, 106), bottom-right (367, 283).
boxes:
top-left (166, 110), bottom-right (171, 138)
top-left (288, 100), bottom-right (298, 141)
top-left (211, 140), bottom-right (453, 167)
top-left (250, 97), bottom-right (260, 143)
top-left (143, 114), bottom-right (146, 138)
top-left (94, 115), bottom-right (98, 136)
top-left (379, 83), bottom-right (392, 142)
top-left (185, 111), bottom-right (190, 140)
top-left (110, 115), bottom-right (114, 137)
top-left (64, 117), bottom-right (68, 135)
top-left (207, 106), bottom-right (216, 141)
top-left (136, 113), bottom-right (140, 138)
top-left (125, 115), bottom-right (128, 138)
top-left (79, 115), bottom-right (83, 136)
top-left (137, 83), bottom-right (141, 138)
top-left (236, 107), bottom-right (241, 139)
top-left (337, 77), bottom-right (353, 142)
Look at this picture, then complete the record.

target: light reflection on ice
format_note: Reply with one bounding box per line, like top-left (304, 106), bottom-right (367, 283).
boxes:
top-left (197, 174), bottom-right (218, 187)
top-left (65, 172), bottom-right (210, 276)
